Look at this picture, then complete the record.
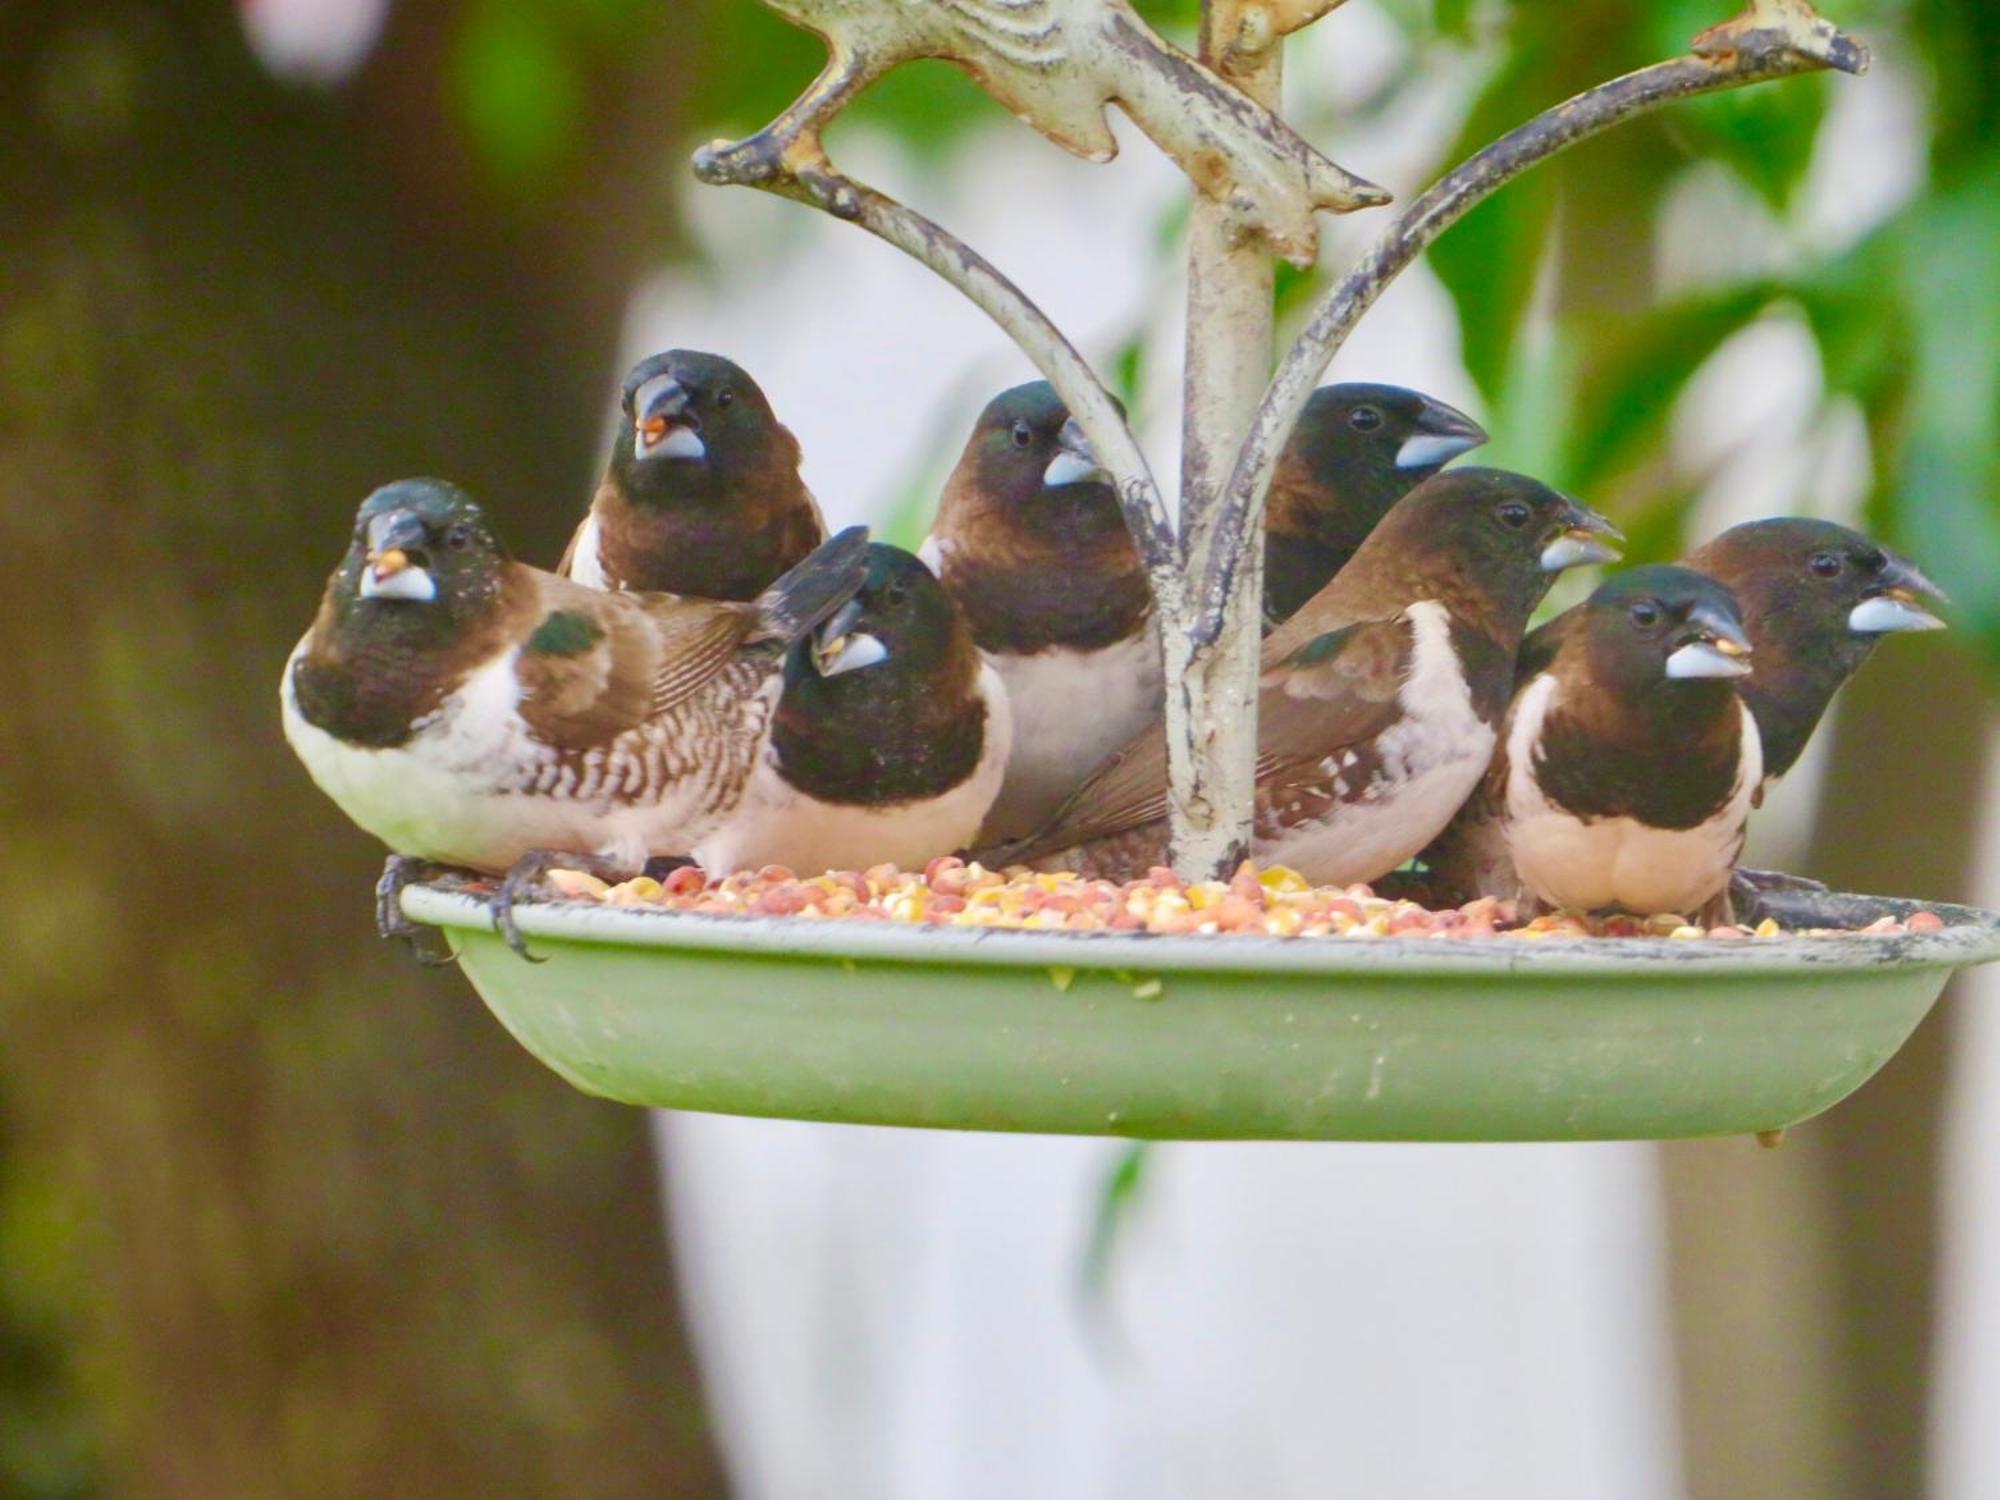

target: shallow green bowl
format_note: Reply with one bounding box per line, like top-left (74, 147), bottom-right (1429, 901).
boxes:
top-left (401, 884), bottom-right (2000, 1142)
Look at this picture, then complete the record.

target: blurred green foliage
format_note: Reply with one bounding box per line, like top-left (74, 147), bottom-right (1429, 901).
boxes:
top-left (1416, 0), bottom-right (2000, 659)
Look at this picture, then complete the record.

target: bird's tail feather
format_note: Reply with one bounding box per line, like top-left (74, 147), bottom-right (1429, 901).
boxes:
top-left (754, 524), bottom-right (871, 645)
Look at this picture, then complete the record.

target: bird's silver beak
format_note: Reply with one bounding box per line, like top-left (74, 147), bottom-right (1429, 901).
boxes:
top-left (634, 375), bottom-right (704, 462)
top-left (1043, 417), bottom-right (1110, 489)
top-left (1851, 559), bottom-right (1948, 635)
top-left (812, 599), bottom-right (888, 678)
top-left (1540, 507), bottom-right (1624, 572)
top-left (1666, 604), bottom-right (1754, 680)
top-left (360, 510), bottom-right (438, 602)
top-left (1395, 398), bottom-right (1489, 470)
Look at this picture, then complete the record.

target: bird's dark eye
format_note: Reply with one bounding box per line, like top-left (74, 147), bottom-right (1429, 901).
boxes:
top-left (1809, 551), bottom-right (1842, 579)
top-left (1497, 501), bottom-right (1532, 529)
top-left (882, 580), bottom-right (909, 607)
top-left (444, 522), bottom-right (473, 551)
top-left (717, 389), bottom-right (735, 408)
top-left (1629, 600), bottom-right (1661, 629)
top-left (1349, 406), bottom-right (1383, 432)
top-left (1010, 420), bottom-right (1033, 448)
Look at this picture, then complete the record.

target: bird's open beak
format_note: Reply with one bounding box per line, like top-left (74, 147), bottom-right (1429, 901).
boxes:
top-left (1043, 417), bottom-right (1110, 489)
top-left (1666, 604), bottom-right (1754, 680)
top-left (1396, 399), bottom-right (1489, 471)
top-left (360, 510), bottom-right (438, 602)
top-left (1540, 507), bottom-right (1624, 572)
top-left (634, 375), bottom-right (705, 462)
top-left (1850, 559), bottom-right (1948, 635)
top-left (812, 599), bottom-right (888, 678)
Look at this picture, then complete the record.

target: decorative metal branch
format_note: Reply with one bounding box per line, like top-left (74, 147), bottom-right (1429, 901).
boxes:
top-left (696, 0), bottom-right (1868, 878)
top-left (698, 0), bottom-right (1386, 269)
top-left (1196, 1), bottom-right (1870, 640)
top-left (693, 141), bottom-right (1182, 595)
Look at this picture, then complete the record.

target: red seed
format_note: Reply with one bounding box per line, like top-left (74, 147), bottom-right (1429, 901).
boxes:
top-left (1906, 910), bottom-right (1945, 933)
top-left (663, 865), bottom-right (708, 897)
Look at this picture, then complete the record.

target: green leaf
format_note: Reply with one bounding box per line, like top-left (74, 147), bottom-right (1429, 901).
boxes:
top-left (1563, 281), bottom-right (1780, 492)
top-left (1080, 1141), bottom-right (1152, 1300)
top-left (1673, 74), bottom-right (1830, 214)
top-left (1425, 40), bottom-right (1563, 399)
top-left (1875, 165), bottom-right (2000, 662)
top-left (449, 2), bottom-right (585, 191)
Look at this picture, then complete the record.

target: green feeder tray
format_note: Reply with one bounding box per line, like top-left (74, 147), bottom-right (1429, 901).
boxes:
top-left (401, 882), bottom-right (2000, 1143)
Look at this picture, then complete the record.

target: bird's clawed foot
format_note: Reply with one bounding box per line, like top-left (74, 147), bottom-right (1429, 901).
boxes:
top-left (491, 850), bottom-right (632, 963)
top-left (1730, 866), bottom-right (1827, 926)
top-left (376, 855), bottom-right (458, 966)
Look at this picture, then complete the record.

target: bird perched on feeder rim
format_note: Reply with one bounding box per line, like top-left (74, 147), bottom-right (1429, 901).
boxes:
top-left (281, 477), bottom-right (869, 955)
top-left (922, 381), bottom-right (1154, 844)
top-left (983, 467), bottom-right (1622, 884)
top-left (1425, 566), bottom-right (1760, 925)
top-left (693, 544), bottom-right (1011, 876)
top-left (1262, 383), bottom-right (1489, 626)
top-left (561, 350), bottom-right (826, 602)
top-left (1687, 517), bottom-right (1947, 911)
top-left (693, 0), bottom-right (1388, 268)
top-left (1415, 519), bottom-right (1950, 915)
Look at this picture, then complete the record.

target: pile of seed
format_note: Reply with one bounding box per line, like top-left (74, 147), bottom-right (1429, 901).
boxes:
top-left (537, 859), bottom-right (1944, 940)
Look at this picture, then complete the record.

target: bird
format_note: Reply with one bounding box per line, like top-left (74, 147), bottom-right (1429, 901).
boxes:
top-left (693, 544), bottom-right (1011, 876)
top-left (693, 0), bottom-right (1388, 269)
top-left (1683, 518), bottom-right (1945, 788)
top-left (1262, 383), bottom-right (1488, 626)
top-left (281, 477), bottom-right (869, 955)
top-left (560, 350), bottom-right (826, 602)
top-left (1686, 517), bottom-right (1946, 911)
top-left (921, 380), bottom-right (1157, 844)
top-left (1427, 566), bottom-right (1760, 925)
top-left (985, 467), bottom-right (1622, 883)
top-left (1415, 519), bottom-right (1948, 915)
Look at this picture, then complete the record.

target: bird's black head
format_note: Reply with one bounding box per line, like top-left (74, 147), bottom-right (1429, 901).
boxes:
top-left (1684, 518), bottom-right (1945, 779)
top-left (1263, 383), bottom-right (1488, 621)
top-left (1284, 382), bottom-right (1488, 512)
top-left (1575, 565), bottom-right (1753, 695)
top-left (1366, 467), bottom-right (1622, 636)
top-left (790, 544), bottom-right (965, 691)
top-left (776, 545), bottom-right (987, 805)
top-left (952, 380), bottom-right (1121, 533)
top-left (330, 478), bottom-right (508, 639)
top-left (1686, 518), bottom-right (1945, 665)
top-left (609, 349), bottom-right (798, 509)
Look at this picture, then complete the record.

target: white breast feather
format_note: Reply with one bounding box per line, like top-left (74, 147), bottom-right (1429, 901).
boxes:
top-left (978, 629), bottom-right (1161, 843)
top-left (281, 638), bottom-right (764, 873)
top-left (567, 512), bottom-right (609, 589)
top-left (694, 663), bottom-right (1014, 877)
top-left (1259, 599), bottom-right (1494, 886)
top-left (1504, 676), bottom-right (1762, 916)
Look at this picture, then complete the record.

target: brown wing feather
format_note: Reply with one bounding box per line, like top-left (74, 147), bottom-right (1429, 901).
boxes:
top-left (1251, 617), bottom-right (1412, 787)
top-left (1001, 613), bottom-right (1415, 861)
top-left (632, 593), bottom-right (766, 713)
top-left (512, 573), bottom-right (764, 750)
top-left (1011, 721), bottom-right (1175, 856)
